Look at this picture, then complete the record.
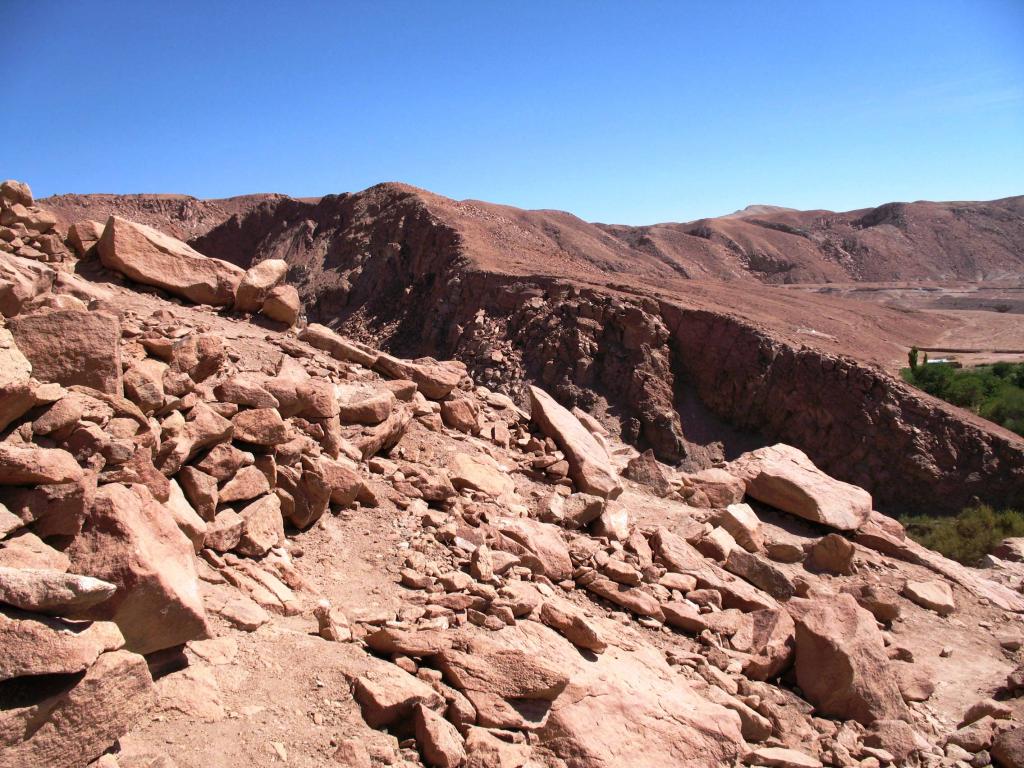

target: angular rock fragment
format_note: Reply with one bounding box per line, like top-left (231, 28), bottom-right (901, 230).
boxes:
top-left (0, 567), bottom-right (116, 616)
top-left (66, 483), bottom-right (210, 654)
top-left (98, 216), bottom-right (244, 305)
top-left (730, 444), bottom-right (872, 531)
top-left (529, 385), bottom-right (622, 499)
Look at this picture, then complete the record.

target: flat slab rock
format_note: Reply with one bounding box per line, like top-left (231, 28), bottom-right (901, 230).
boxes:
top-left (730, 443), bottom-right (872, 531)
top-left (528, 385), bottom-right (622, 499)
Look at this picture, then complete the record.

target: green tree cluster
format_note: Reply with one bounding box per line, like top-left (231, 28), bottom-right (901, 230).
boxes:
top-left (901, 360), bottom-right (1024, 436)
top-left (901, 505), bottom-right (1024, 565)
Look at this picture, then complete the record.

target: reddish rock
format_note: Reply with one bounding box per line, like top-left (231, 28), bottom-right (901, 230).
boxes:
top-left (413, 702), bottom-right (466, 768)
top-left (786, 593), bottom-right (909, 724)
top-left (807, 533), bottom-right (855, 575)
top-left (0, 607), bottom-right (124, 680)
top-left (234, 258), bottom-right (288, 312)
top-left (337, 389), bottom-right (395, 425)
top-left (540, 599), bottom-right (607, 653)
top-left (731, 444), bottom-right (872, 531)
top-left (98, 216), bottom-right (244, 305)
top-left (8, 309), bottom-right (122, 394)
top-left (624, 449), bottom-right (673, 496)
top-left (0, 443), bottom-right (83, 485)
top-left (1, 649), bottom-right (155, 768)
top-left (440, 396), bottom-right (480, 433)
top-left (232, 407), bottom-right (289, 445)
top-left (352, 655), bottom-right (444, 728)
top-left (66, 483), bottom-right (210, 654)
top-left (374, 353), bottom-right (463, 399)
top-left (689, 468), bottom-right (746, 508)
top-left (529, 385), bottom-right (622, 499)
top-left (235, 494), bottom-right (285, 557)
top-left (218, 465), bottom-right (270, 504)
top-left (299, 324), bottom-right (379, 368)
top-left (903, 579), bottom-right (955, 615)
top-left (261, 284), bottom-right (300, 325)
top-left (498, 517), bottom-right (572, 581)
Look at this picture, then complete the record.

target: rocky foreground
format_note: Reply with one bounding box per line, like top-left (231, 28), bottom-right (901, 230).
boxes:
top-left (3, 179), bottom-right (1024, 767)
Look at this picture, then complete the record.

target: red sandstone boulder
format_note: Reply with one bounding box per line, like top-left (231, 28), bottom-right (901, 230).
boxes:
top-left (730, 444), bottom-right (872, 531)
top-left (98, 216), bottom-right (244, 306)
top-left (786, 593), bottom-right (909, 724)
top-left (1, 649), bottom-right (155, 768)
top-left (529, 385), bottom-right (622, 499)
top-left (234, 258), bottom-right (289, 312)
top-left (8, 308), bottom-right (122, 395)
top-left (66, 483), bottom-right (210, 654)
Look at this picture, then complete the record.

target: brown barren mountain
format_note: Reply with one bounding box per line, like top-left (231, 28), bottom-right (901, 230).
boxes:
top-left (42, 185), bottom-right (1024, 515)
top-left (5, 178), bottom-right (1024, 766)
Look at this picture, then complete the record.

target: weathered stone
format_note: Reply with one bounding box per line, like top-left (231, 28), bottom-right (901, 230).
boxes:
top-left (66, 483), bottom-right (210, 654)
top-left (623, 449), bottom-right (673, 496)
top-left (204, 509), bottom-right (244, 552)
top-left (725, 548), bottom-right (795, 601)
top-left (0, 649), bottom-right (155, 768)
top-left (374, 353), bottom-right (463, 399)
top-left (807, 533), bottom-right (855, 575)
top-left (451, 452), bottom-right (515, 498)
top-left (498, 517), bottom-right (572, 581)
top-left (529, 385), bottom-right (622, 499)
top-left (903, 579), bottom-right (955, 615)
top-left (165, 479), bottom-right (208, 552)
top-left (540, 599), bottom-right (607, 652)
top-left (414, 702), bottom-right (466, 768)
top-left (235, 259), bottom-right (289, 312)
top-left (0, 606), bottom-right (124, 680)
top-left (352, 655), bottom-right (444, 728)
top-left (299, 324), bottom-right (379, 368)
top-left (218, 465), bottom-right (270, 504)
top-left (0, 567), bottom-right (116, 616)
top-left (235, 494), bottom-right (284, 557)
top-left (689, 468), bottom-right (746, 508)
top-left (67, 219), bottom-right (105, 255)
top-left (7, 309), bottom-right (122, 395)
top-left (0, 444), bottom-right (83, 485)
top-left (787, 594), bottom-right (909, 724)
top-left (98, 216), bottom-right (244, 305)
top-left (716, 502), bottom-right (764, 552)
top-left (232, 407), bottom-right (289, 445)
top-left (731, 444), bottom-right (872, 531)
top-left (177, 466), bottom-right (218, 520)
top-left (261, 284), bottom-right (300, 325)
top-left (440, 397), bottom-right (480, 433)
top-left (437, 636), bottom-right (569, 730)
top-left (585, 576), bottom-right (665, 620)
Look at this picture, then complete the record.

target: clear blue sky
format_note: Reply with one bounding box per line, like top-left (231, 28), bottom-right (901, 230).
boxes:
top-left (7, 1), bottom-right (1023, 224)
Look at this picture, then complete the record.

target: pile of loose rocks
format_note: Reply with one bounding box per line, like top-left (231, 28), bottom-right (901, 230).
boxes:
top-left (2, 185), bottom-right (1024, 768)
top-left (0, 180), bottom-right (70, 264)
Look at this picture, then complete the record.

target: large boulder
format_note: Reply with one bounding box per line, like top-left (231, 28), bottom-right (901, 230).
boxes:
top-left (730, 444), bottom-right (872, 531)
top-left (0, 649), bottom-right (155, 768)
top-left (528, 385), bottom-right (622, 499)
top-left (98, 216), bottom-right (244, 306)
top-left (494, 621), bottom-right (747, 766)
top-left (234, 258), bottom-right (289, 312)
top-left (0, 252), bottom-right (55, 317)
top-left (8, 309), bottom-right (122, 395)
top-left (0, 607), bottom-right (124, 680)
top-left (0, 567), bottom-right (115, 616)
top-left (786, 594), bottom-right (909, 724)
top-left (66, 483), bottom-right (210, 654)
top-left (374, 353), bottom-right (463, 400)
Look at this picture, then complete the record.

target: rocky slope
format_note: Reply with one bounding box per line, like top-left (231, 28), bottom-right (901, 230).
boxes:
top-left (4, 179), bottom-right (1024, 767)
top-left (44, 184), bottom-right (1023, 516)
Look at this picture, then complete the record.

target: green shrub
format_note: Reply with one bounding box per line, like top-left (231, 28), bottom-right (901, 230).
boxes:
top-left (901, 360), bottom-right (1024, 438)
top-left (901, 505), bottom-right (1024, 565)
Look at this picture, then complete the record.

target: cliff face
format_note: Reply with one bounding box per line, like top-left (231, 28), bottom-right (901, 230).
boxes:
top-left (42, 184), bottom-right (1024, 515)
